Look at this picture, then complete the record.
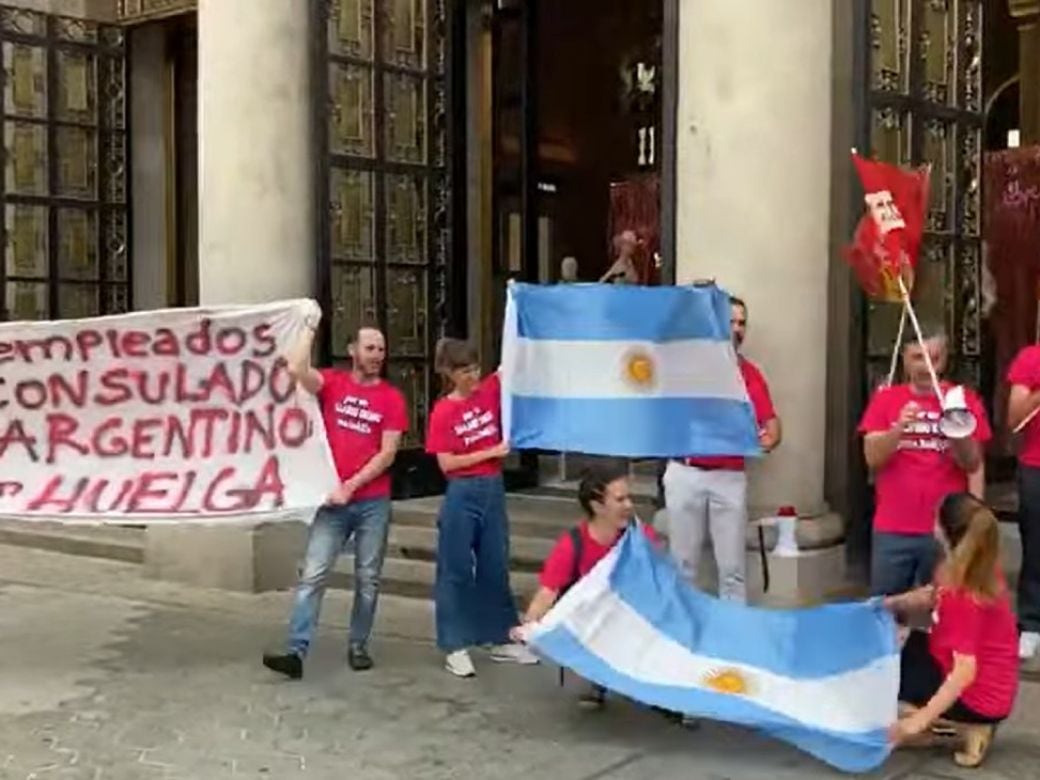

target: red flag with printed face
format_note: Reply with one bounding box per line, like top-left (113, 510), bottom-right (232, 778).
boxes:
top-left (845, 153), bottom-right (931, 302)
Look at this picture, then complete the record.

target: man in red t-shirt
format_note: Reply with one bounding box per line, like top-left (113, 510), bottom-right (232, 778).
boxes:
top-left (264, 303), bottom-right (408, 680)
top-left (514, 461), bottom-right (657, 709)
top-left (1006, 343), bottom-right (1040, 659)
top-left (859, 325), bottom-right (990, 597)
top-left (663, 296), bottom-right (781, 603)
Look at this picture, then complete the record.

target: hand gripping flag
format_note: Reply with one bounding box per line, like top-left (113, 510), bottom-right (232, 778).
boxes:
top-left (499, 282), bottom-right (760, 458)
top-left (527, 528), bottom-right (899, 774)
top-left (846, 153), bottom-right (930, 302)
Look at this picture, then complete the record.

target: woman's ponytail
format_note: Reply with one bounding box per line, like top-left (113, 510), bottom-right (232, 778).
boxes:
top-left (938, 492), bottom-right (1001, 600)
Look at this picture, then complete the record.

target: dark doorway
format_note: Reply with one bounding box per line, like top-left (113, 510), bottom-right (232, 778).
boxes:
top-left (167, 14), bottom-right (198, 308)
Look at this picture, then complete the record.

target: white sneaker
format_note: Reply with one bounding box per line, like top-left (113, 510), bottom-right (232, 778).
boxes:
top-left (1019, 631), bottom-right (1040, 660)
top-left (488, 643), bottom-right (540, 665)
top-left (445, 649), bottom-right (476, 678)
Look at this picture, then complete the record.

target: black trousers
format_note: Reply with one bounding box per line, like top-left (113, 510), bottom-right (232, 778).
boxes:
top-left (899, 632), bottom-right (1004, 725)
top-left (1018, 466), bottom-right (1040, 633)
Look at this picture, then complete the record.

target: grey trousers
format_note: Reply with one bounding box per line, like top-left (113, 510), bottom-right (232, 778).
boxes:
top-left (663, 461), bottom-right (748, 602)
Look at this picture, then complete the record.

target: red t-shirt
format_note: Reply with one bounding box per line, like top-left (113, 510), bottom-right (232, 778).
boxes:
top-left (928, 585), bottom-right (1019, 718)
top-left (318, 369), bottom-right (408, 501)
top-left (685, 356), bottom-right (776, 470)
top-left (1007, 345), bottom-right (1040, 467)
top-left (425, 373), bottom-right (503, 479)
top-left (540, 521), bottom-right (659, 591)
top-left (859, 383), bottom-right (991, 535)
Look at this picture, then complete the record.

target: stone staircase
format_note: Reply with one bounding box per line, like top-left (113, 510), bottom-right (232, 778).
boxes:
top-left (330, 485), bottom-right (658, 600)
top-left (0, 477), bottom-right (659, 602)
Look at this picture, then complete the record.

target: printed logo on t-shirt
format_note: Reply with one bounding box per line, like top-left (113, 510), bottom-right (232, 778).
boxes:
top-left (899, 410), bottom-right (949, 453)
top-left (455, 407), bottom-right (497, 448)
top-left (334, 395), bottom-right (384, 436)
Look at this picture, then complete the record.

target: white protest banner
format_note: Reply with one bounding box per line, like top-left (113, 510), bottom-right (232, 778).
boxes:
top-left (0, 300), bottom-right (339, 521)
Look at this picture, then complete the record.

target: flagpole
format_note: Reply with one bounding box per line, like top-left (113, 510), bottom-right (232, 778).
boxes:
top-left (886, 304), bottom-right (907, 387)
top-left (897, 274), bottom-right (944, 405)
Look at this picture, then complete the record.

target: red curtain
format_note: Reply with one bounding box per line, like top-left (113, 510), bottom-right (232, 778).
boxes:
top-left (608, 174), bottom-right (660, 285)
top-left (984, 147), bottom-right (1040, 441)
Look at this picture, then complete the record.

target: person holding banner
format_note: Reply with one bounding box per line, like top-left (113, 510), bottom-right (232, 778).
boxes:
top-left (860, 325), bottom-right (991, 597)
top-left (263, 308), bottom-right (407, 679)
top-left (425, 339), bottom-right (537, 677)
top-left (1005, 342), bottom-right (1040, 660)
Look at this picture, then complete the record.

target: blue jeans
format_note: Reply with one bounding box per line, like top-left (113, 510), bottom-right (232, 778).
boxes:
top-left (870, 531), bottom-right (939, 597)
top-left (435, 475), bottom-right (517, 652)
top-left (287, 498), bottom-right (390, 656)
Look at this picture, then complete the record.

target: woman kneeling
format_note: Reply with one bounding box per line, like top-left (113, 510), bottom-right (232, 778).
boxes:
top-left (885, 492), bottom-right (1019, 768)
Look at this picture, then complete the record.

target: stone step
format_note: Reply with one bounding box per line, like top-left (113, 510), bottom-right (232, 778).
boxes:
top-left (328, 553), bottom-right (541, 601)
top-left (388, 523), bottom-right (552, 571)
top-left (0, 520), bottom-right (144, 564)
top-left (392, 492), bottom-right (588, 538)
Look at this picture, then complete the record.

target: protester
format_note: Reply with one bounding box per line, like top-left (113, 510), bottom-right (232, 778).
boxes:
top-left (885, 493), bottom-right (1018, 768)
top-left (262, 307), bottom-right (407, 679)
top-left (1006, 341), bottom-right (1040, 660)
top-left (663, 295), bottom-right (781, 603)
top-left (513, 461), bottom-right (657, 709)
top-left (425, 339), bottom-right (536, 677)
top-left (860, 325), bottom-right (990, 596)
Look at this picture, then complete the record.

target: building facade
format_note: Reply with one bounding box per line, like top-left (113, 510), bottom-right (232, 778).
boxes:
top-left (0, 0), bottom-right (1020, 585)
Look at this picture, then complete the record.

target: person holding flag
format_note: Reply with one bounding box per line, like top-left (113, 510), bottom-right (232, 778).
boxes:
top-left (847, 153), bottom-right (991, 596)
top-left (860, 325), bottom-right (991, 595)
top-left (425, 339), bottom-right (537, 677)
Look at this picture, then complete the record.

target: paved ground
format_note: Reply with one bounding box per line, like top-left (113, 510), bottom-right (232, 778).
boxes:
top-left (2, 546), bottom-right (1040, 780)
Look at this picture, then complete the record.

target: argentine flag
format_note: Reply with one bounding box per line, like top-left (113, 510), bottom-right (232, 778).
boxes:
top-left (500, 282), bottom-right (759, 457)
top-left (528, 529), bottom-right (899, 773)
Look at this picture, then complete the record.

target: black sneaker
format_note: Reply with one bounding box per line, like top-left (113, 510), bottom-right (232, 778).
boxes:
top-left (262, 652), bottom-right (303, 680)
top-left (348, 645), bottom-right (373, 671)
top-left (577, 684), bottom-right (607, 710)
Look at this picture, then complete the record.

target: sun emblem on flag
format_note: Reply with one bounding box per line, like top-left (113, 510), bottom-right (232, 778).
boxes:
top-left (621, 348), bottom-right (656, 391)
top-left (702, 668), bottom-right (752, 696)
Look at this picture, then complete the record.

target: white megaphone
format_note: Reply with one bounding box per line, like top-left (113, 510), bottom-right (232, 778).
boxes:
top-left (939, 385), bottom-right (977, 440)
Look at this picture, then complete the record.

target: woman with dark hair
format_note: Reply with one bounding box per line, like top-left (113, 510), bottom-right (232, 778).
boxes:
top-left (885, 492), bottom-right (1019, 768)
top-left (426, 339), bottom-right (536, 677)
top-left (513, 461), bottom-right (659, 709)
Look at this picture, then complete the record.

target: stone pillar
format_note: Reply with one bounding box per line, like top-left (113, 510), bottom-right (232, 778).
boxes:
top-left (674, 0), bottom-right (842, 602)
top-left (1010, 1), bottom-right (1040, 145)
top-left (144, 0), bottom-right (314, 593)
top-left (197, 0), bottom-right (314, 304)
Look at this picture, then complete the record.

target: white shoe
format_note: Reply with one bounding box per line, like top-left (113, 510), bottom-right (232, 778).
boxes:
top-left (488, 643), bottom-right (540, 665)
top-left (445, 649), bottom-right (476, 678)
top-left (1019, 631), bottom-right (1040, 660)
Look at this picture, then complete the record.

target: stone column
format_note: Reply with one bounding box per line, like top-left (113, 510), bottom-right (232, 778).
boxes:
top-left (675, 0), bottom-right (842, 602)
top-left (1010, 1), bottom-right (1040, 145)
top-left (144, 0), bottom-right (314, 593)
top-left (196, 0), bottom-right (313, 304)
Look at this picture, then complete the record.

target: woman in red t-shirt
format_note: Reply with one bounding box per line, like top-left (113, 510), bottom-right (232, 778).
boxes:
top-left (426, 339), bottom-right (536, 678)
top-left (884, 492), bottom-right (1019, 768)
top-left (512, 461), bottom-right (658, 710)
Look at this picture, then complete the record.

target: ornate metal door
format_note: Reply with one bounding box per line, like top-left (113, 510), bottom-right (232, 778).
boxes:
top-left (861, 0), bottom-right (984, 388)
top-left (0, 7), bottom-right (129, 321)
top-left (314, 0), bottom-right (457, 495)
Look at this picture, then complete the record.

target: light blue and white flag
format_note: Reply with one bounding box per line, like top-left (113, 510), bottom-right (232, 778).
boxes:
top-left (499, 282), bottom-right (759, 457)
top-left (527, 529), bottom-right (898, 773)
